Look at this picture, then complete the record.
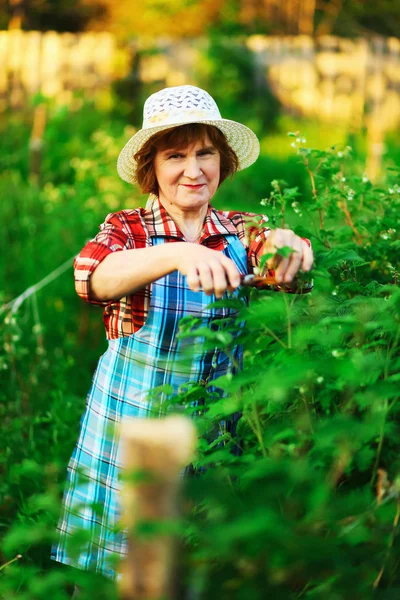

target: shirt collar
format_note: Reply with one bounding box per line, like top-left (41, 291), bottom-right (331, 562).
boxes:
top-left (144, 196), bottom-right (237, 240)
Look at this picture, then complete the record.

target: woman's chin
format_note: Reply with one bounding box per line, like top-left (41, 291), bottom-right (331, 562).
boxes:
top-left (172, 192), bottom-right (213, 209)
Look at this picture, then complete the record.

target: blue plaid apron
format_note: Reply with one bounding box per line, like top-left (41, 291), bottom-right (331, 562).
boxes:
top-left (51, 234), bottom-right (248, 578)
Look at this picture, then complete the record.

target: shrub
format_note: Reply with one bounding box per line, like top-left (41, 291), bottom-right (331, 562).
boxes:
top-left (1, 108), bottom-right (399, 598)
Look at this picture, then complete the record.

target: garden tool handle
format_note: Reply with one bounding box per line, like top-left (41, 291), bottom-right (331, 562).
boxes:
top-left (240, 274), bottom-right (278, 287)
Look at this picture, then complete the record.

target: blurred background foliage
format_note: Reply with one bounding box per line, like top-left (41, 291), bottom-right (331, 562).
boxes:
top-left (1, 0), bottom-right (400, 598)
top-left (1, 0), bottom-right (400, 37)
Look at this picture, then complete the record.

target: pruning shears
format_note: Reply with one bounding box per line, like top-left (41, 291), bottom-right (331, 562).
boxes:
top-left (240, 273), bottom-right (313, 292)
top-left (240, 274), bottom-right (278, 288)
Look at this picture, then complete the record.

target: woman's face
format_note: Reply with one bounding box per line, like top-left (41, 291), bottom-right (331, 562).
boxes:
top-left (154, 136), bottom-right (220, 212)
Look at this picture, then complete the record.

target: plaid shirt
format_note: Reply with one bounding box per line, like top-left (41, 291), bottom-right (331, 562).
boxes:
top-left (74, 197), bottom-right (307, 340)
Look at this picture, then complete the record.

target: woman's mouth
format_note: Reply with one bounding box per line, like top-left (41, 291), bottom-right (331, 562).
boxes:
top-left (181, 184), bottom-right (205, 189)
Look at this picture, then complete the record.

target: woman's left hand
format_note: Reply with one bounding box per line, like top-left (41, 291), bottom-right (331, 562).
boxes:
top-left (262, 229), bottom-right (313, 283)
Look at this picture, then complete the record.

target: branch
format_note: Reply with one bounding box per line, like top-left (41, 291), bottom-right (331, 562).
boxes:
top-left (1, 255), bottom-right (75, 315)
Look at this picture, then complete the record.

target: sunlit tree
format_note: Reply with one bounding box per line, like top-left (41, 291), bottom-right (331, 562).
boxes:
top-left (83, 0), bottom-right (226, 39)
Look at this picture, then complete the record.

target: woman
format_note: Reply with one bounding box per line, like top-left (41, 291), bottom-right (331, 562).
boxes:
top-left (52, 85), bottom-right (313, 579)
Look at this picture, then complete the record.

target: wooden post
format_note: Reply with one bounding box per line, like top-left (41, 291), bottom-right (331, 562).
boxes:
top-left (298, 0), bottom-right (316, 35)
top-left (118, 416), bottom-right (197, 600)
top-left (29, 104), bottom-right (47, 184)
top-left (8, 0), bottom-right (24, 30)
top-left (365, 38), bottom-right (386, 182)
top-left (0, 32), bottom-right (8, 112)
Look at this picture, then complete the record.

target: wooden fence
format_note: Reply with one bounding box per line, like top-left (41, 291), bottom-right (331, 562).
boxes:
top-left (2, 32), bottom-right (399, 128)
top-left (0, 30), bottom-right (129, 111)
top-left (1, 32), bottom-right (399, 177)
top-left (137, 35), bottom-right (400, 179)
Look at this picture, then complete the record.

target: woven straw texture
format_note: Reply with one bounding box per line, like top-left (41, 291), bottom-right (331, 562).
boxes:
top-left (117, 85), bottom-right (260, 185)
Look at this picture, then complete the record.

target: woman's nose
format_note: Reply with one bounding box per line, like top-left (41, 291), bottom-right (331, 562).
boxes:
top-left (183, 157), bottom-right (202, 178)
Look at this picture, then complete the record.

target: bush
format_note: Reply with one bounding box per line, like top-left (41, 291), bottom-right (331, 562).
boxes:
top-left (1, 105), bottom-right (399, 598)
top-left (174, 138), bottom-right (400, 598)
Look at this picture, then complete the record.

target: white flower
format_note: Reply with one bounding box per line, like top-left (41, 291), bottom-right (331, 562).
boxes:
top-left (299, 386), bottom-right (306, 394)
top-left (337, 151), bottom-right (343, 158)
top-left (332, 349), bottom-right (344, 358)
top-left (341, 177), bottom-right (346, 182)
top-left (290, 142), bottom-right (296, 148)
top-left (296, 137), bottom-right (301, 143)
top-left (332, 290), bottom-right (337, 296)
top-left (362, 174), bottom-right (369, 183)
top-left (301, 137), bottom-right (306, 143)
top-left (316, 376), bottom-right (324, 384)
top-left (389, 188), bottom-right (394, 194)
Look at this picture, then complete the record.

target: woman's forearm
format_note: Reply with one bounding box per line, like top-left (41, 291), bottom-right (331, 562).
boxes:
top-left (88, 241), bottom-right (243, 302)
top-left (89, 242), bottom-right (184, 302)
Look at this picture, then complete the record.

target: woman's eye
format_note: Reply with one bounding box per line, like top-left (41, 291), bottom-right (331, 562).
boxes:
top-left (167, 149), bottom-right (215, 159)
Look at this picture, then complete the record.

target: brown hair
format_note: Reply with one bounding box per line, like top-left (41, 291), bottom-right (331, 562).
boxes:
top-left (133, 123), bottom-right (239, 196)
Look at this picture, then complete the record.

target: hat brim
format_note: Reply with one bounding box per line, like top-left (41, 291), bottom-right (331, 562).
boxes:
top-left (117, 118), bottom-right (260, 185)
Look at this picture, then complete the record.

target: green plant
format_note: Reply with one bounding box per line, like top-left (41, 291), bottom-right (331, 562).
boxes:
top-left (1, 104), bottom-right (399, 599)
top-left (169, 134), bottom-right (400, 598)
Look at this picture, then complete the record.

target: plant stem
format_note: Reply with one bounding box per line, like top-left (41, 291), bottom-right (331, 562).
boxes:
top-left (301, 394), bottom-right (315, 433)
top-left (337, 199), bottom-right (363, 245)
top-left (246, 403), bottom-right (268, 458)
top-left (224, 348), bottom-right (241, 371)
top-left (373, 500), bottom-right (400, 589)
top-left (371, 326), bottom-right (400, 484)
top-left (303, 156), bottom-right (324, 229)
top-left (263, 326), bottom-right (288, 349)
top-left (0, 554), bottom-right (22, 571)
top-left (370, 397), bottom-right (389, 486)
top-left (283, 294), bottom-right (292, 349)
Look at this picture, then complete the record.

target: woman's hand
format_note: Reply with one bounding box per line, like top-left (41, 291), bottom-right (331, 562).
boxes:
top-left (262, 229), bottom-right (313, 283)
top-left (176, 243), bottom-right (241, 298)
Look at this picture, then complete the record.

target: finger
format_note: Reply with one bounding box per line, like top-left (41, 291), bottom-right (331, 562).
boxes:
top-left (262, 236), bottom-right (278, 271)
top-left (301, 243), bottom-right (314, 272)
top-left (266, 253), bottom-right (280, 272)
top-left (265, 228), bottom-right (291, 250)
top-left (186, 265), bottom-right (200, 292)
top-left (220, 255), bottom-right (241, 290)
top-left (274, 257), bottom-right (290, 283)
top-left (197, 262), bottom-right (214, 296)
top-left (264, 230), bottom-right (295, 271)
top-left (209, 259), bottom-right (228, 298)
top-left (282, 247), bottom-right (302, 283)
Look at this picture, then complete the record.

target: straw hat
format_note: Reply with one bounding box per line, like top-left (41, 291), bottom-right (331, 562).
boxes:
top-left (117, 85), bottom-right (260, 185)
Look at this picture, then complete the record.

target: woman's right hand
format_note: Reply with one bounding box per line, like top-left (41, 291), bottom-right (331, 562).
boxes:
top-left (176, 243), bottom-right (241, 299)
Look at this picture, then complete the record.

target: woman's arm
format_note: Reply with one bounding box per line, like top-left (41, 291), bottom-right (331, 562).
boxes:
top-left (89, 242), bottom-right (242, 302)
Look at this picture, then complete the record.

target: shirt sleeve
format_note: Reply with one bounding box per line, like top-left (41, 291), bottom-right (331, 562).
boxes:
top-left (74, 212), bottom-right (134, 305)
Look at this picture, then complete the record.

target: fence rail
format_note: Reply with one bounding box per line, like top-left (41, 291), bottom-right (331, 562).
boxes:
top-left (0, 30), bottom-right (128, 111)
top-left (2, 32), bottom-right (399, 128)
top-left (1, 32), bottom-right (399, 178)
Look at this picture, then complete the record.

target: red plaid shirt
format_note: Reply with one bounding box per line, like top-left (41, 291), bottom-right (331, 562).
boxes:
top-left (74, 197), bottom-right (308, 340)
